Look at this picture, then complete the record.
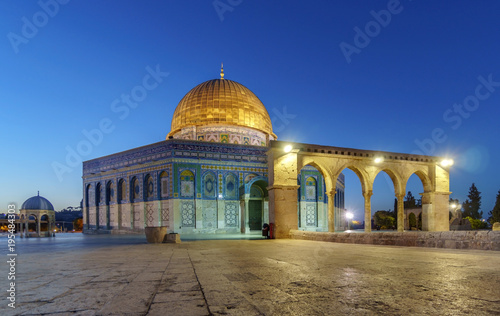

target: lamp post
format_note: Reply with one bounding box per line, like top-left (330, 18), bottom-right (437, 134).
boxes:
top-left (346, 212), bottom-right (353, 231)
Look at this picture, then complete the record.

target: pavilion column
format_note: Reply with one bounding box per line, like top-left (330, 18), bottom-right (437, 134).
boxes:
top-left (37, 217), bottom-right (41, 237)
top-left (47, 217), bottom-right (51, 236)
top-left (327, 190), bottom-right (336, 232)
top-left (363, 191), bottom-right (372, 233)
top-left (21, 216), bottom-right (26, 237)
top-left (397, 194), bottom-right (405, 232)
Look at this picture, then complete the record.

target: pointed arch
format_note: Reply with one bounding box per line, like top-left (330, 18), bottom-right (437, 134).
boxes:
top-left (130, 176), bottom-right (140, 201)
top-left (117, 178), bottom-right (126, 203)
top-left (373, 168), bottom-right (403, 197)
top-left (332, 164), bottom-right (370, 196)
top-left (224, 172), bottom-right (238, 199)
top-left (144, 174), bottom-right (154, 200)
top-left (202, 171), bottom-right (217, 199)
top-left (298, 158), bottom-right (334, 193)
top-left (106, 180), bottom-right (114, 205)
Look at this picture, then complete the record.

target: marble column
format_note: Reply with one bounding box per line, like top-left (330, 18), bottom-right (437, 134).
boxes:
top-left (397, 194), bottom-right (405, 232)
top-left (363, 191), bottom-right (372, 233)
top-left (327, 190), bottom-right (336, 232)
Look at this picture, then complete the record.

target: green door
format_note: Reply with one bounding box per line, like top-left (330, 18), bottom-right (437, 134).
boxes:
top-left (249, 200), bottom-right (262, 230)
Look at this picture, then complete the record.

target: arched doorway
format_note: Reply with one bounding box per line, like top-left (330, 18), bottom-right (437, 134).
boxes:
top-left (244, 178), bottom-right (269, 233)
top-left (248, 185), bottom-right (264, 230)
top-left (28, 215), bottom-right (37, 235)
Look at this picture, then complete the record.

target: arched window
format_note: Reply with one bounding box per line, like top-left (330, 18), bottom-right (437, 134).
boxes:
top-left (85, 184), bottom-right (92, 207)
top-left (144, 174), bottom-right (154, 199)
top-left (180, 170), bottom-right (195, 197)
top-left (106, 181), bottom-right (114, 205)
top-left (118, 179), bottom-right (126, 202)
top-left (131, 177), bottom-right (140, 200)
top-left (159, 171), bottom-right (169, 198)
top-left (305, 176), bottom-right (318, 226)
top-left (305, 177), bottom-right (317, 200)
top-left (203, 172), bottom-right (216, 198)
top-left (225, 173), bottom-right (237, 199)
top-left (96, 183), bottom-right (102, 206)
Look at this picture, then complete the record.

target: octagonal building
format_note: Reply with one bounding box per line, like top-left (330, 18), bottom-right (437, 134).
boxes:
top-left (82, 68), bottom-right (345, 236)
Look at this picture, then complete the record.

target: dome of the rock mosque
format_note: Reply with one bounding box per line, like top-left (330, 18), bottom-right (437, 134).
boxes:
top-left (21, 193), bottom-right (54, 211)
top-left (167, 67), bottom-right (276, 144)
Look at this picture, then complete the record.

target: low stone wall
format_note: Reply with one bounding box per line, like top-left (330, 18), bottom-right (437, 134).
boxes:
top-left (289, 230), bottom-right (500, 251)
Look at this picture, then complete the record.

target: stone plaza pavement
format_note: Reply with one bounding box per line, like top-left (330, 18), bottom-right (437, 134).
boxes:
top-left (3, 236), bottom-right (500, 315)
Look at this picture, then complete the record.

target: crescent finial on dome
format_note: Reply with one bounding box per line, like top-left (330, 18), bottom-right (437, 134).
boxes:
top-left (220, 62), bottom-right (224, 80)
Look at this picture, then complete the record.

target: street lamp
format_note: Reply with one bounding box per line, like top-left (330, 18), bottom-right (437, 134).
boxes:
top-left (346, 212), bottom-right (353, 231)
top-left (441, 159), bottom-right (454, 167)
top-left (284, 144), bottom-right (293, 153)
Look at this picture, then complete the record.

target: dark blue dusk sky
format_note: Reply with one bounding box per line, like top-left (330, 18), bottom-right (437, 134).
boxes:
top-left (1, 0), bottom-right (499, 221)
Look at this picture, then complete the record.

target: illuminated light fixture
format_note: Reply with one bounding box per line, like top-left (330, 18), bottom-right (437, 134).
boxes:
top-left (374, 157), bottom-right (384, 163)
top-left (440, 159), bottom-right (454, 167)
top-left (284, 145), bottom-right (293, 153)
top-left (346, 212), bottom-right (354, 231)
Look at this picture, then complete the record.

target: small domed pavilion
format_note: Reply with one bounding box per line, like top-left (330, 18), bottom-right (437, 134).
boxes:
top-left (20, 193), bottom-right (56, 237)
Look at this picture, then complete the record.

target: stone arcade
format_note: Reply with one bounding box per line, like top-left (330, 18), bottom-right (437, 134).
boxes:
top-left (83, 68), bottom-right (450, 238)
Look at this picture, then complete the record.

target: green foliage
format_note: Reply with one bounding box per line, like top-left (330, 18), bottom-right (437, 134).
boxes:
top-left (373, 210), bottom-right (395, 229)
top-left (464, 216), bottom-right (488, 230)
top-left (404, 191), bottom-right (416, 208)
top-left (462, 183), bottom-right (482, 220)
top-left (393, 198), bottom-right (398, 223)
top-left (418, 212), bottom-right (422, 230)
top-left (73, 218), bottom-right (83, 231)
top-left (488, 190), bottom-right (500, 226)
top-left (408, 213), bottom-right (416, 228)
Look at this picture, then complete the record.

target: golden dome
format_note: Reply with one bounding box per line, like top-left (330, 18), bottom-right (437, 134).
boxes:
top-left (168, 78), bottom-right (276, 139)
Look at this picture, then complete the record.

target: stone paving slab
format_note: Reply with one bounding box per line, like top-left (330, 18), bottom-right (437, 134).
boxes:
top-left (2, 238), bottom-right (500, 315)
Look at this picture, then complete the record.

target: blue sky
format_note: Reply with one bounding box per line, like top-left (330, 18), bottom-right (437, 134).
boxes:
top-left (1, 0), bottom-right (499, 222)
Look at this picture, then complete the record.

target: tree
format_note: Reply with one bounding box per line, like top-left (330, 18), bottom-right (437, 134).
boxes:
top-left (488, 190), bottom-right (500, 226)
top-left (373, 210), bottom-right (395, 229)
top-left (462, 183), bottom-right (482, 220)
top-left (408, 213), bottom-right (416, 229)
top-left (465, 216), bottom-right (488, 230)
top-left (404, 191), bottom-right (416, 208)
top-left (73, 218), bottom-right (83, 231)
top-left (391, 198), bottom-right (398, 225)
